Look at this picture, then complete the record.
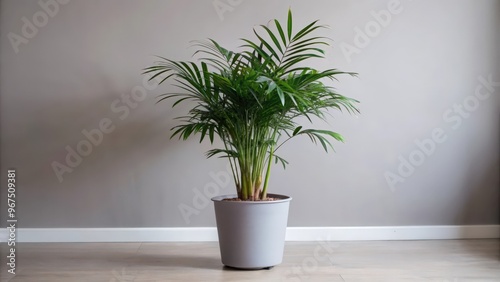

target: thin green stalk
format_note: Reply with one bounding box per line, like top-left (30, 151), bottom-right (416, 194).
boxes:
top-left (261, 127), bottom-right (278, 199)
top-left (261, 143), bottom-right (273, 200)
top-left (220, 130), bottom-right (240, 192)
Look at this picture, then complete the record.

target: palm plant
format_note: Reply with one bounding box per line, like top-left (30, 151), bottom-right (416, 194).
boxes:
top-left (144, 10), bottom-right (359, 201)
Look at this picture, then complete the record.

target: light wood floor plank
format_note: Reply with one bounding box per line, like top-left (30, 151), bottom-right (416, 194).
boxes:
top-left (1, 240), bottom-right (498, 281)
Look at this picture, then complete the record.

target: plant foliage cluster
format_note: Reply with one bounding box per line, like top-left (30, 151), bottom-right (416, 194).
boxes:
top-left (144, 10), bottom-right (359, 200)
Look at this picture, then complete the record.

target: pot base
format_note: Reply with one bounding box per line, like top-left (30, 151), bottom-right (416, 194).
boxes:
top-left (223, 265), bottom-right (275, 270)
top-left (212, 194), bottom-right (292, 269)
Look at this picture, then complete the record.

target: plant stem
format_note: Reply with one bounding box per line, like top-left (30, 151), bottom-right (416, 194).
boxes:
top-left (221, 130), bottom-right (240, 193)
top-left (261, 144), bottom-right (273, 200)
top-left (261, 127), bottom-right (278, 199)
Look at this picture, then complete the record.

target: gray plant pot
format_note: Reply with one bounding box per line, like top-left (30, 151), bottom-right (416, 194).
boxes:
top-left (212, 193), bottom-right (292, 269)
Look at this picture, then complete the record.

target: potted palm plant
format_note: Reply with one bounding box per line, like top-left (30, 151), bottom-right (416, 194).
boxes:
top-left (144, 10), bottom-right (359, 269)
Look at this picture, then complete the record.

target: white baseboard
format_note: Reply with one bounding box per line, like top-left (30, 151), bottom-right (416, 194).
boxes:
top-left (0, 225), bottom-right (498, 243)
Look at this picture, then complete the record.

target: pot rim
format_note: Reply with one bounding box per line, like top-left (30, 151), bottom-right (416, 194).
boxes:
top-left (211, 193), bottom-right (292, 204)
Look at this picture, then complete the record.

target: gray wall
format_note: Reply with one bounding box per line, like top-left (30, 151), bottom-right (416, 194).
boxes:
top-left (0, 0), bottom-right (498, 228)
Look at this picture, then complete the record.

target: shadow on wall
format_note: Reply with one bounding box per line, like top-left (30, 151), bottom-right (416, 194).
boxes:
top-left (458, 98), bottom-right (500, 226)
top-left (460, 162), bottom-right (500, 225)
top-left (496, 0), bottom-right (500, 243)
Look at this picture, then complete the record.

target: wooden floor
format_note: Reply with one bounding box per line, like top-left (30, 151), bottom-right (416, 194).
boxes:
top-left (1, 240), bottom-right (499, 281)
